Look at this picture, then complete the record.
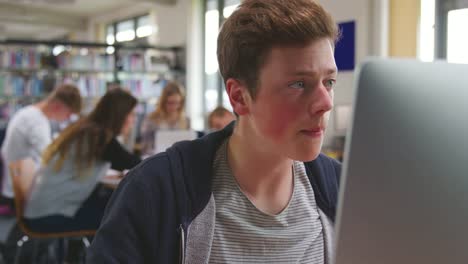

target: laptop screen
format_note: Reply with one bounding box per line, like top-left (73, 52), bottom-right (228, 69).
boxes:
top-left (335, 59), bottom-right (468, 264)
top-left (153, 129), bottom-right (198, 154)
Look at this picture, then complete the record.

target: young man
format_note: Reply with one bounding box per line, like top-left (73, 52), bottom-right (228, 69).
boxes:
top-left (0, 84), bottom-right (82, 207)
top-left (208, 106), bottom-right (236, 131)
top-left (88, 0), bottom-right (341, 263)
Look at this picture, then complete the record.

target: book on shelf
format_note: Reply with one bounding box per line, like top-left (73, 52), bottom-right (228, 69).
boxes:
top-left (120, 78), bottom-right (166, 99)
top-left (119, 51), bottom-right (172, 73)
top-left (0, 49), bottom-right (42, 69)
top-left (0, 74), bottom-right (44, 97)
top-left (56, 51), bottom-right (114, 71)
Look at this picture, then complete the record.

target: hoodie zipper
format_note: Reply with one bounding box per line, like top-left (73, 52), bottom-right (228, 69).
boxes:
top-left (179, 224), bottom-right (185, 264)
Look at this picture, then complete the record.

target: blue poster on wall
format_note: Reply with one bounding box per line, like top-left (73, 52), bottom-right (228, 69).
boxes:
top-left (335, 21), bottom-right (356, 71)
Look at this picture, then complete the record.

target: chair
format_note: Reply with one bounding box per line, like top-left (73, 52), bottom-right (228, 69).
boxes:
top-left (9, 159), bottom-right (95, 263)
top-left (0, 153), bottom-right (14, 216)
top-left (0, 204), bottom-right (13, 216)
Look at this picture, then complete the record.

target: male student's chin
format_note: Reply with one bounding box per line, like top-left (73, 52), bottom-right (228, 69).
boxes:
top-left (288, 134), bottom-right (325, 162)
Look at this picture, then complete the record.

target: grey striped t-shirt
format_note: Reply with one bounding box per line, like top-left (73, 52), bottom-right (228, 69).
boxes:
top-left (208, 140), bottom-right (324, 263)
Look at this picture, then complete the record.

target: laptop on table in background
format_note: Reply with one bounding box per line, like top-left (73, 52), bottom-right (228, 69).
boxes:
top-left (334, 59), bottom-right (468, 264)
top-left (154, 129), bottom-right (198, 154)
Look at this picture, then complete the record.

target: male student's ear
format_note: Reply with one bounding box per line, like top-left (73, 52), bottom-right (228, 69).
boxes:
top-left (225, 78), bottom-right (252, 116)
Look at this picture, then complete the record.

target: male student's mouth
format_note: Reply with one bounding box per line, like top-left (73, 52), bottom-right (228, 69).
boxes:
top-left (300, 127), bottom-right (324, 137)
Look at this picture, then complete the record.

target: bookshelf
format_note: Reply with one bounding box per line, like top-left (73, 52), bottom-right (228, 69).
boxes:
top-left (0, 39), bottom-right (185, 130)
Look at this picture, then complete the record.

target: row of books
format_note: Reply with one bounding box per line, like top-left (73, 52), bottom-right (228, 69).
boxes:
top-left (0, 74), bottom-right (113, 98)
top-left (0, 73), bottom-right (167, 99)
top-left (0, 49), bottom-right (114, 71)
top-left (56, 53), bottom-right (115, 71)
top-left (0, 75), bottom-right (44, 97)
top-left (62, 76), bottom-right (112, 97)
top-left (0, 49), bottom-right (42, 69)
top-left (66, 77), bottom-right (168, 98)
top-left (119, 52), bottom-right (172, 72)
top-left (120, 78), bottom-right (167, 99)
top-left (1, 49), bottom-right (174, 73)
top-left (0, 100), bottom-right (38, 120)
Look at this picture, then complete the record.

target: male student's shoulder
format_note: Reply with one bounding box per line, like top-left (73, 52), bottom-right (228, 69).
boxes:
top-left (87, 125), bottom-right (232, 263)
top-left (8, 105), bottom-right (42, 127)
top-left (86, 152), bottom-right (175, 262)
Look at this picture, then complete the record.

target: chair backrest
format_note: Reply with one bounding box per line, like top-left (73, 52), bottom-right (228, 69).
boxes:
top-left (9, 159), bottom-right (37, 221)
top-left (0, 153), bottom-right (15, 216)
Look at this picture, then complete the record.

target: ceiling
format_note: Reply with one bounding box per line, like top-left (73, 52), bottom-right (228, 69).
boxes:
top-left (0, 0), bottom-right (176, 40)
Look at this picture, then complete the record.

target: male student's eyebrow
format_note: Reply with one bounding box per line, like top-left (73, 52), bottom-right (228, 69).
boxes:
top-left (290, 68), bottom-right (337, 76)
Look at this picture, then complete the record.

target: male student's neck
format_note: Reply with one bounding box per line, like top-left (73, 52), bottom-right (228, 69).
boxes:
top-left (227, 124), bottom-right (294, 215)
top-left (34, 100), bottom-right (52, 118)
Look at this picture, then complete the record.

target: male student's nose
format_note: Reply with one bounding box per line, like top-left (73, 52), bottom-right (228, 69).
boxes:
top-left (309, 82), bottom-right (333, 117)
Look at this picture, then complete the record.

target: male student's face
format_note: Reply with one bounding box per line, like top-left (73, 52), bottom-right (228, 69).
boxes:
top-left (246, 38), bottom-right (337, 161)
top-left (54, 103), bottom-right (73, 122)
top-left (211, 113), bottom-right (235, 130)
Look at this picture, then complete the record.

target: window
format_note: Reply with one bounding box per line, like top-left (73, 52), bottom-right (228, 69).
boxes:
top-left (116, 19), bottom-right (135, 42)
top-left (203, 0), bottom-right (240, 114)
top-left (136, 15), bottom-right (155, 38)
top-left (204, 0), bottom-right (220, 112)
top-left (419, 0), bottom-right (435, 62)
top-left (105, 14), bottom-right (154, 45)
top-left (433, 0), bottom-right (468, 61)
top-left (106, 25), bottom-right (115, 45)
top-left (105, 25), bottom-right (115, 54)
top-left (447, 8), bottom-right (468, 64)
top-left (223, 0), bottom-right (240, 18)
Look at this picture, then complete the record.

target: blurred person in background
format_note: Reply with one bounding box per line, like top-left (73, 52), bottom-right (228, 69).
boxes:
top-left (208, 106), bottom-right (236, 131)
top-left (0, 84), bottom-right (82, 210)
top-left (22, 88), bottom-right (141, 232)
top-left (140, 81), bottom-right (190, 155)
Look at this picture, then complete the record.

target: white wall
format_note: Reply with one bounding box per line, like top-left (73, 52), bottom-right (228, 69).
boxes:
top-left (153, 0), bottom-right (189, 46)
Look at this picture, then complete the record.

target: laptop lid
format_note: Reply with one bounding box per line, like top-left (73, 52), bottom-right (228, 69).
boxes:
top-left (335, 59), bottom-right (468, 264)
top-left (154, 129), bottom-right (198, 154)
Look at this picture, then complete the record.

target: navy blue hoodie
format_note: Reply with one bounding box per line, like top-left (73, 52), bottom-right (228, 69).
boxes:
top-left (87, 123), bottom-right (341, 263)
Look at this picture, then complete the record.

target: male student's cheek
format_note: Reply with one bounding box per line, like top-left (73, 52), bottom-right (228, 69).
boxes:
top-left (262, 106), bottom-right (303, 141)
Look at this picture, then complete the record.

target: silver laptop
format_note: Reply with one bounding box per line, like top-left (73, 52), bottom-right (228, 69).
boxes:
top-left (335, 59), bottom-right (468, 264)
top-left (154, 129), bottom-right (198, 154)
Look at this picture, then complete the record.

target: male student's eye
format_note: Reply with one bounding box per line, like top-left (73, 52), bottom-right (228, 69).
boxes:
top-left (324, 79), bottom-right (336, 89)
top-left (289, 81), bottom-right (305, 89)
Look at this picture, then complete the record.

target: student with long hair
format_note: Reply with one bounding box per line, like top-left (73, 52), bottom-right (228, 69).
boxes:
top-left (140, 81), bottom-right (190, 155)
top-left (23, 88), bottom-right (141, 232)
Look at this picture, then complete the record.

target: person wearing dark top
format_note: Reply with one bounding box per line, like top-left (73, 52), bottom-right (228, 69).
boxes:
top-left (22, 88), bottom-right (141, 232)
top-left (88, 0), bottom-right (341, 262)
